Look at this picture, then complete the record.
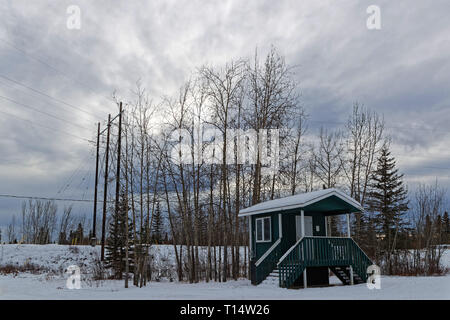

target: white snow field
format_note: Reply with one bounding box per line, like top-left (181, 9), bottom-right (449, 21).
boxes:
top-left (0, 244), bottom-right (449, 300)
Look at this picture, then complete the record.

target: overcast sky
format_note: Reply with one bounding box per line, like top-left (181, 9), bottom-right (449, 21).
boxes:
top-left (0, 0), bottom-right (449, 230)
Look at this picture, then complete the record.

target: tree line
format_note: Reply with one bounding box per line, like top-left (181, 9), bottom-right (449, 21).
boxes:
top-left (4, 47), bottom-right (449, 284)
top-left (4, 201), bottom-right (93, 245)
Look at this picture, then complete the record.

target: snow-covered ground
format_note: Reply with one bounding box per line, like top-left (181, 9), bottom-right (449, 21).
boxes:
top-left (1, 273), bottom-right (449, 300)
top-left (0, 244), bottom-right (449, 300)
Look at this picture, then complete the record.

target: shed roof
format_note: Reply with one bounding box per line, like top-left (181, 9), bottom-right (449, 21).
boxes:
top-left (238, 188), bottom-right (363, 217)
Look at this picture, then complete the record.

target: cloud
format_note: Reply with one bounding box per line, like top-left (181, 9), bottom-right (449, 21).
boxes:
top-left (0, 0), bottom-right (449, 226)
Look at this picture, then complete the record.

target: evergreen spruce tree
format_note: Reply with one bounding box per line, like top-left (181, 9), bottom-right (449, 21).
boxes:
top-left (197, 207), bottom-right (208, 245)
top-left (141, 215), bottom-right (150, 244)
top-left (435, 215), bottom-right (442, 244)
top-left (68, 231), bottom-right (74, 244)
top-left (105, 192), bottom-right (134, 279)
top-left (58, 231), bottom-right (67, 245)
top-left (424, 214), bottom-right (432, 247)
top-left (75, 223), bottom-right (83, 245)
top-left (367, 145), bottom-right (409, 269)
top-left (443, 211), bottom-right (449, 244)
top-left (359, 212), bottom-right (378, 258)
top-left (151, 201), bottom-right (163, 244)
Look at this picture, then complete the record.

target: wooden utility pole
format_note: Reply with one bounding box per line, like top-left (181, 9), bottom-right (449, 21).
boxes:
top-left (110, 102), bottom-right (128, 288)
top-left (114, 103), bottom-right (123, 220)
top-left (112, 102), bottom-right (125, 286)
top-left (91, 122), bottom-right (101, 246)
top-left (101, 114), bottom-right (111, 261)
top-left (124, 105), bottom-right (129, 288)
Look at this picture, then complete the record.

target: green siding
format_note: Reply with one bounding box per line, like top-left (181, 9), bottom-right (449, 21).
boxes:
top-left (251, 211), bottom-right (327, 260)
top-left (312, 213), bottom-right (326, 236)
top-left (281, 213), bottom-right (296, 249)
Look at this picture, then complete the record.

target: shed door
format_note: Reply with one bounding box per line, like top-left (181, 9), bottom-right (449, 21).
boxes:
top-left (295, 215), bottom-right (313, 240)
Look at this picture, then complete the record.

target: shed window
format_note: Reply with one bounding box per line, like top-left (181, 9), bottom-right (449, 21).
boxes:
top-left (255, 217), bottom-right (271, 242)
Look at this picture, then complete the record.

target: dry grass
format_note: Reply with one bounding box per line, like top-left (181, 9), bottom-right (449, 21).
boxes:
top-left (0, 263), bottom-right (51, 276)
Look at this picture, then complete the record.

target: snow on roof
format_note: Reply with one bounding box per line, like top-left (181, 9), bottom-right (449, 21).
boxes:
top-left (238, 188), bottom-right (363, 217)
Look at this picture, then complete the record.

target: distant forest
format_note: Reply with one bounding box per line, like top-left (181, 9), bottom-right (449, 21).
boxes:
top-left (4, 47), bottom-right (449, 285)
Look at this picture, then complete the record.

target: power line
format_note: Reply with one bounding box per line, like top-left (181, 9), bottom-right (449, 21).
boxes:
top-left (0, 194), bottom-right (112, 203)
top-left (0, 109), bottom-right (92, 142)
top-left (422, 166), bottom-right (450, 170)
top-left (309, 119), bottom-right (450, 134)
top-left (0, 94), bottom-right (92, 131)
top-left (0, 37), bottom-right (116, 105)
top-left (99, 110), bottom-right (122, 135)
top-left (55, 152), bottom-right (95, 196)
top-left (0, 73), bottom-right (102, 118)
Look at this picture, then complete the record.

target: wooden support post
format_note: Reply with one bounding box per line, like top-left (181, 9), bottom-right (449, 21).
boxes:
top-left (248, 216), bottom-right (252, 258)
top-left (114, 103), bottom-right (123, 232)
top-left (100, 114), bottom-right (111, 261)
top-left (301, 209), bottom-right (307, 289)
top-left (325, 215), bottom-right (329, 282)
top-left (114, 102), bottom-right (126, 288)
top-left (347, 213), bottom-right (354, 285)
top-left (248, 216), bottom-right (253, 281)
top-left (278, 213), bottom-right (282, 238)
top-left (91, 122), bottom-right (100, 246)
top-left (349, 265), bottom-right (354, 285)
top-left (301, 210), bottom-right (305, 238)
top-left (346, 213), bottom-right (351, 238)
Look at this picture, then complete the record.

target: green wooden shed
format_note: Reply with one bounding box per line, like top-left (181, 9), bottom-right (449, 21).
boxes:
top-left (239, 188), bottom-right (373, 288)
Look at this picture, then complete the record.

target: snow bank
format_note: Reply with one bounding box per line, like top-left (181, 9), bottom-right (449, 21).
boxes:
top-left (0, 244), bottom-right (248, 280)
top-left (0, 244), bottom-right (99, 275)
top-left (440, 249), bottom-right (450, 269)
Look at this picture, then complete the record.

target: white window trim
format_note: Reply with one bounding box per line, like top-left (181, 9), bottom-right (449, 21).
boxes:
top-left (255, 217), bottom-right (272, 243)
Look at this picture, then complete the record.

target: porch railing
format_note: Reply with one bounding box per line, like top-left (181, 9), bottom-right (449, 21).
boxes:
top-left (277, 236), bottom-right (373, 288)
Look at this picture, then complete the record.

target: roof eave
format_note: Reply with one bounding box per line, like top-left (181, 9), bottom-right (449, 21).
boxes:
top-left (238, 190), bottom-right (364, 217)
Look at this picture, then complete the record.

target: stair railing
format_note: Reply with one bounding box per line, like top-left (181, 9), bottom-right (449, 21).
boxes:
top-left (277, 237), bottom-right (373, 288)
top-left (253, 239), bottom-right (289, 285)
top-left (277, 237), bottom-right (306, 288)
top-left (347, 239), bottom-right (373, 282)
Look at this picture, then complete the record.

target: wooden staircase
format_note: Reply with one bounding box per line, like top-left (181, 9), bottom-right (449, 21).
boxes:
top-left (260, 268), bottom-right (279, 286)
top-left (329, 266), bottom-right (365, 285)
top-left (276, 237), bottom-right (373, 288)
top-left (253, 236), bottom-right (373, 288)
